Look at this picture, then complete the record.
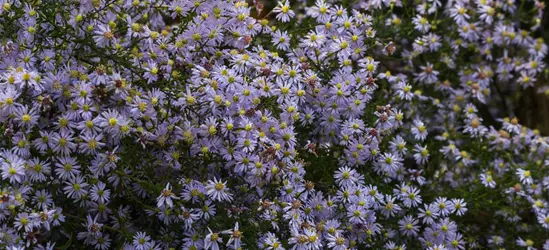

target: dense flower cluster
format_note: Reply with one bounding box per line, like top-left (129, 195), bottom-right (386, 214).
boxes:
top-left (0, 0), bottom-right (548, 249)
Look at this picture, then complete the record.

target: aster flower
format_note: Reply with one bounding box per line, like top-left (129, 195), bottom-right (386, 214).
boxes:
top-left (273, 1), bottom-right (295, 22)
top-left (451, 198), bottom-right (467, 216)
top-left (1, 153), bottom-right (25, 184)
top-left (205, 178), bottom-right (233, 202)
top-left (13, 105), bottom-right (38, 127)
top-left (418, 203), bottom-right (439, 225)
top-left (288, 229), bottom-right (310, 250)
top-left (204, 228), bottom-right (222, 250)
top-left (133, 232), bottom-right (152, 250)
top-left (516, 238), bottom-right (536, 250)
top-left (307, 0), bottom-right (331, 23)
top-left (156, 183), bottom-right (179, 208)
top-left (478, 4), bottom-right (496, 25)
top-left (449, 3), bottom-right (470, 25)
top-left (97, 109), bottom-right (124, 134)
top-left (63, 175), bottom-right (88, 200)
top-left (399, 215), bottom-right (419, 237)
top-left (411, 119), bottom-right (428, 141)
top-left (33, 189), bottom-right (53, 209)
top-left (334, 166), bottom-right (357, 188)
top-left (480, 172), bottom-right (496, 188)
top-left (54, 156), bottom-right (81, 181)
top-left (412, 15), bottom-right (431, 33)
top-left (50, 130), bottom-right (77, 155)
top-left (272, 30), bottom-right (291, 51)
top-left (143, 60), bottom-right (160, 84)
top-left (90, 182), bottom-right (111, 204)
top-left (416, 62), bottom-right (439, 84)
top-left (427, 245), bottom-right (448, 250)
top-left (222, 222), bottom-right (243, 249)
top-left (435, 197), bottom-right (453, 217)
top-left (93, 24), bottom-right (114, 48)
top-left (14, 213), bottom-right (34, 232)
top-left (538, 212), bottom-right (549, 229)
top-left (413, 144), bottom-right (429, 164)
top-left (516, 168), bottom-right (533, 185)
top-left (0, 0), bottom-right (546, 248)
top-left (326, 233), bottom-right (347, 250)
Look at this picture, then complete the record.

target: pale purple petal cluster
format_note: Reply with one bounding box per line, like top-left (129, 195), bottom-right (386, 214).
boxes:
top-left (0, 0), bottom-right (547, 249)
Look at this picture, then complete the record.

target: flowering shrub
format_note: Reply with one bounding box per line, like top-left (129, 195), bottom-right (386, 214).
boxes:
top-left (0, 0), bottom-right (548, 249)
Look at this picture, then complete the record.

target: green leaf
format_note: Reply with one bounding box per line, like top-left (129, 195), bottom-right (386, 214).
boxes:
top-left (58, 232), bottom-right (73, 250)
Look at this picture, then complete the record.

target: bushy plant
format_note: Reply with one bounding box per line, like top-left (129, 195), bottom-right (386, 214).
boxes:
top-left (0, 0), bottom-right (548, 249)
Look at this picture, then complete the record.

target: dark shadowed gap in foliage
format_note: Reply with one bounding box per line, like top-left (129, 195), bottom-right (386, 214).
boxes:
top-left (515, 2), bottom-right (549, 135)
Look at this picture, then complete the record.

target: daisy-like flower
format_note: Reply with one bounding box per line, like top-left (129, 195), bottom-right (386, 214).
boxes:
top-left (93, 24), bottom-right (114, 47)
top-left (416, 62), bottom-right (439, 84)
top-left (272, 30), bottom-right (290, 51)
top-left (395, 81), bottom-right (414, 100)
top-left (63, 175), bottom-right (88, 200)
top-left (33, 189), bottom-right (53, 209)
top-left (288, 229), bottom-right (309, 250)
top-left (435, 197), bottom-right (453, 217)
top-left (205, 178), bottom-right (233, 202)
top-left (401, 186), bottom-right (422, 208)
top-left (488, 235), bottom-right (504, 246)
top-left (418, 203), bottom-right (439, 225)
top-left (51, 130), bottom-right (77, 155)
top-left (0, 86), bottom-right (21, 113)
top-left (428, 244), bottom-right (449, 250)
top-left (480, 172), bottom-right (496, 188)
top-left (133, 232), bottom-right (152, 250)
top-left (451, 198), bottom-right (467, 216)
top-left (54, 156), bottom-right (81, 181)
top-left (463, 116), bottom-right (488, 137)
top-left (97, 109), bottom-right (123, 132)
top-left (440, 142), bottom-right (459, 159)
top-left (537, 212), bottom-right (549, 229)
top-left (1, 153), bottom-right (25, 184)
top-left (378, 152), bottom-right (402, 174)
top-left (304, 228), bottom-right (322, 249)
top-left (143, 60), bottom-right (159, 84)
top-left (516, 168), bottom-right (533, 185)
top-left (156, 183), bottom-right (179, 208)
top-left (307, 0), bottom-right (331, 23)
top-left (380, 194), bottom-right (401, 218)
top-left (411, 119), bottom-right (428, 141)
top-left (412, 15), bottom-right (430, 33)
top-left (516, 238), bottom-right (536, 250)
top-left (413, 144), bottom-right (429, 165)
top-left (398, 215), bottom-right (419, 237)
top-left (13, 105), bottom-right (38, 127)
top-left (478, 4), bottom-right (496, 25)
top-left (14, 213), bottom-right (34, 232)
top-left (449, 3), bottom-right (470, 25)
top-left (517, 71), bottom-right (536, 88)
top-left (262, 232), bottom-right (284, 250)
top-left (273, 1), bottom-right (295, 22)
top-left (334, 166), bottom-right (357, 188)
top-left (90, 182), bottom-right (111, 204)
top-left (326, 232), bottom-right (347, 250)
top-left (204, 228), bottom-right (222, 250)
top-left (222, 222), bottom-right (243, 249)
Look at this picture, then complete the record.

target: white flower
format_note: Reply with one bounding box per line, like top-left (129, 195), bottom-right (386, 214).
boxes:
top-left (1, 157), bottom-right (25, 184)
top-left (273, 1), bottom-right (295, 22)
top-left (156, 182), bottom-right (179, 208)
top-left (205, 228), bottom-right (222, 250)
top-left (205, 178), bottom-right (233, 202)
top-left (516, 168), bottom-right (533, 185)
